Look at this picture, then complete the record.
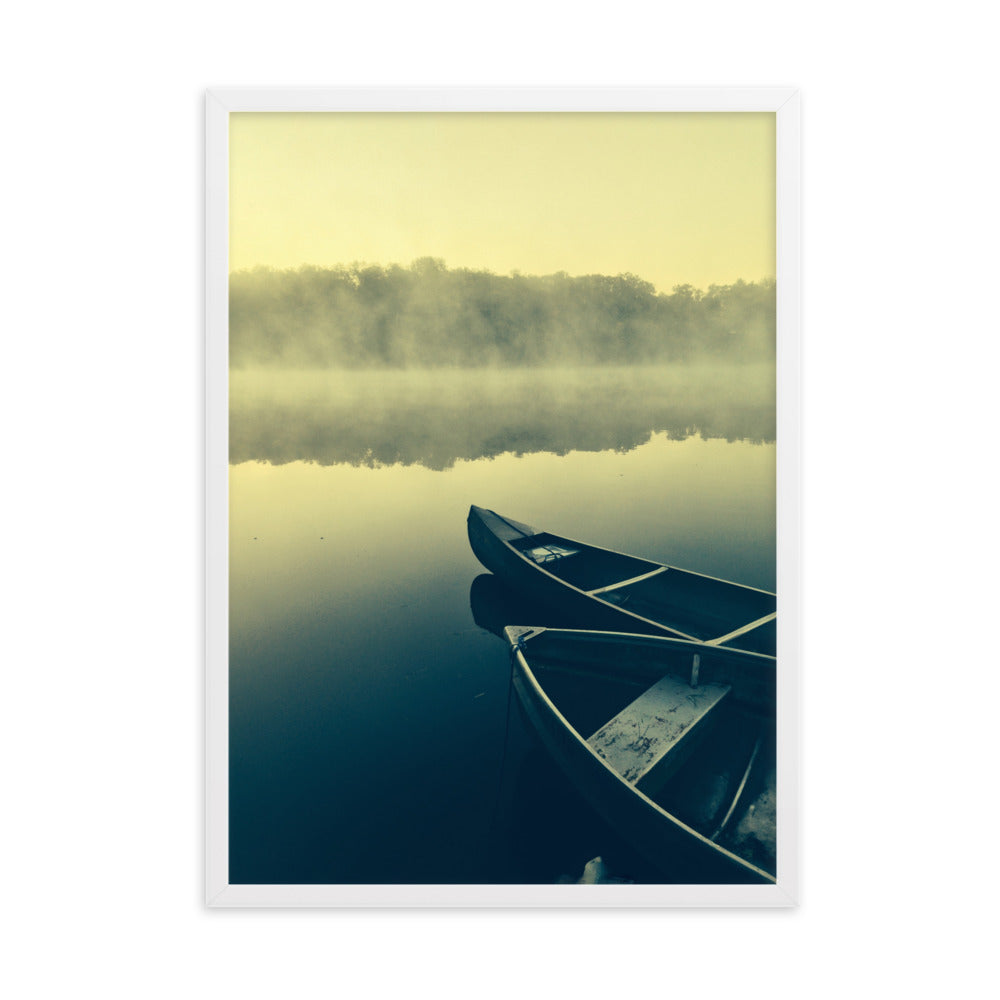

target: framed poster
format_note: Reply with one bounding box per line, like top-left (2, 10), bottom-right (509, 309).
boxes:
top-left (206, 88), bottom-right (800, 906)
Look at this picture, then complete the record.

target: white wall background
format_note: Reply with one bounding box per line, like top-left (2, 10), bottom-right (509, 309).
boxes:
top-left (3, 2), bottom-right (996, 996)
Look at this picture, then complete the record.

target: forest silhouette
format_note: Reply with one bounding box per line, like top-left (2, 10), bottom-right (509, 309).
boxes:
top-left (230, 260), bottom-right (775, 368)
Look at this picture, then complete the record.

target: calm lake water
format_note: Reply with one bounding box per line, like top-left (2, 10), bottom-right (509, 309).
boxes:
top-left (229, 366), bottom-right (775, 884)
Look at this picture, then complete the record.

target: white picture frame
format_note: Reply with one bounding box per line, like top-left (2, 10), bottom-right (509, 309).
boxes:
top-left (206, 86), bottom-right (801, 907)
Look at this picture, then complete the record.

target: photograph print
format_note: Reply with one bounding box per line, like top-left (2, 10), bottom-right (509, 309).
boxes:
top-left (218, 102), bottom-right (791, 898)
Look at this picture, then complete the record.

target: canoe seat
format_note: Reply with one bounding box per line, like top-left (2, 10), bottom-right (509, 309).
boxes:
top-left (586, 674), bottom-right (730, 796)
top-left (523, 544), bottom-right (579, 564)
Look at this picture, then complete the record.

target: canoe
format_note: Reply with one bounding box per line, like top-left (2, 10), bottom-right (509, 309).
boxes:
top-left (505, 626), bottom-right (777, 884)
top-left (468, 505), bottom-right (776, 655)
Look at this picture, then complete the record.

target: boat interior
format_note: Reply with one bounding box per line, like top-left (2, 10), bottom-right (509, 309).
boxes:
top-left (521, 635), bottom-right (776, 876)
top-left (511, 532), bottom-right (656, 589)
top-left (518, 629), bottom-right (775, 717)
top-left (510, 532), bottom-right (776, 644)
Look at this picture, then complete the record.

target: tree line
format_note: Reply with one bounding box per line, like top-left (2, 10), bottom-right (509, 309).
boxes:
top-left (229, 259), bottom-right (775, 368)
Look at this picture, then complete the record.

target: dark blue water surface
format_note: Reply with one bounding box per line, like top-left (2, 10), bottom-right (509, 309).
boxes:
top-left (229, 366), bottom-right (775, 884)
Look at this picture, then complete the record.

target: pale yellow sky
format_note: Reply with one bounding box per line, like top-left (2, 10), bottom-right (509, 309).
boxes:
top-left (230, 112), bottom-right (774, 294)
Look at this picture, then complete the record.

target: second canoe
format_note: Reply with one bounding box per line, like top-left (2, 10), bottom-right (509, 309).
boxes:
top-left (468, 505), bottom-right (776, 655)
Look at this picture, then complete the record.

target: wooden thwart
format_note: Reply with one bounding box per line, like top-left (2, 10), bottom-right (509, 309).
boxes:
top-left (587, 673), bottom-right (730, 795)
top-left (586, 565), bottom-right (668, 596)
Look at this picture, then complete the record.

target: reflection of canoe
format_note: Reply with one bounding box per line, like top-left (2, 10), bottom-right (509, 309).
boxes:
top-left (470, 572), bottom-right (585, 640)
top-left (468, 505), bottom-right (776, 655)
top-left (469, 573), bottom-right (523, 639)
top-left (505, 626), bottom-right (776, 884)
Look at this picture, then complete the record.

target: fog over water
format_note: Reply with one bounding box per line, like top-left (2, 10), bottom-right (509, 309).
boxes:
top-left (231, 363), bottom-right (775, 469)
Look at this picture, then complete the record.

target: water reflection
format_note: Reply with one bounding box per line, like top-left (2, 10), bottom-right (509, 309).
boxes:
top-left (230, 364), bottom-right (774, 469)
top-left (470, 573), bottom-right (580, 639)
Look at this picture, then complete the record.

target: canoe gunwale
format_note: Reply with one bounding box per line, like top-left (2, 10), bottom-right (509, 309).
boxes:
top-left (503, 624), bottom-right (777, 667)
top-left (469, 503), bottom-right (775, 599)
